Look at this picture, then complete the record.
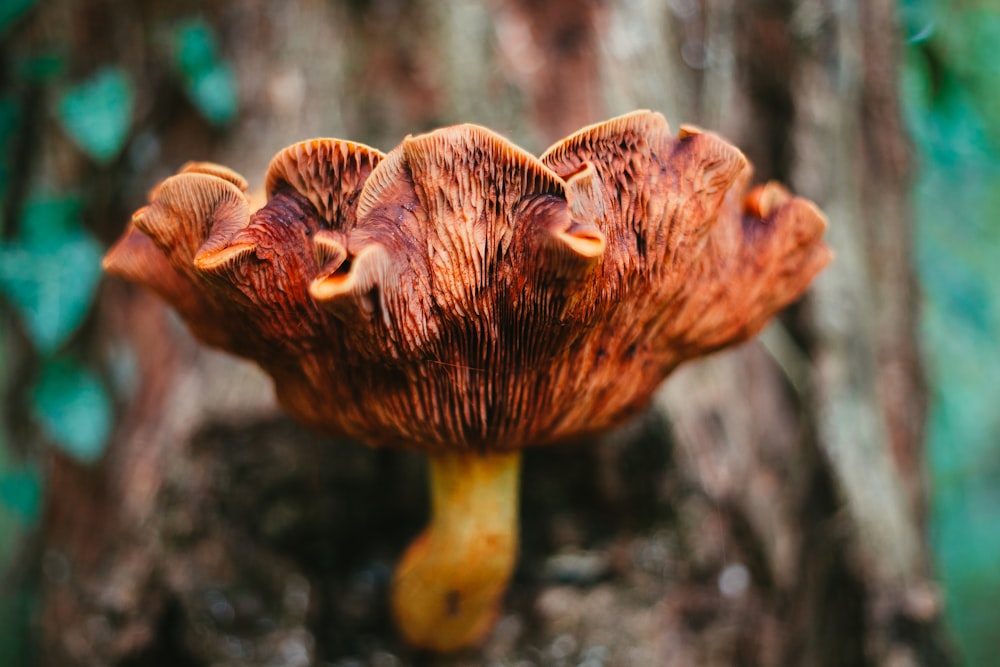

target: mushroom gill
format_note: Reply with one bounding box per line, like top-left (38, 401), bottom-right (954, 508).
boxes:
top-left (103, 110), bottom-right (830, 652)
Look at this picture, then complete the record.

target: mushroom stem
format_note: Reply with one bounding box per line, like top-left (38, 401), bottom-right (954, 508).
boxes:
top-left (391, 450), bottom-right (521, 652)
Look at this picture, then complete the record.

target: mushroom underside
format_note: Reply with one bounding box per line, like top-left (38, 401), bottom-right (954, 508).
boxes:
top-left (102, 110), bottom-right (830, 651)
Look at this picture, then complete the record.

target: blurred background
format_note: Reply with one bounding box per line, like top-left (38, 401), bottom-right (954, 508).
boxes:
top-left (0, 0), bottom-right (994, 665)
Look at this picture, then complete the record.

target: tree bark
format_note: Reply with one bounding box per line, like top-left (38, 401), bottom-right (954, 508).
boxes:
top-left (25, 0), bottom-right (953, 665)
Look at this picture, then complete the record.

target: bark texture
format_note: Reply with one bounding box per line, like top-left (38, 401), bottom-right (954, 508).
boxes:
top-left (21, 0), bottom-right (952, 665)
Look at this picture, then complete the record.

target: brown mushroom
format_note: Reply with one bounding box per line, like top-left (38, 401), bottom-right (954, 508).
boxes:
top-left (103, 111), bottom-right (830, 652)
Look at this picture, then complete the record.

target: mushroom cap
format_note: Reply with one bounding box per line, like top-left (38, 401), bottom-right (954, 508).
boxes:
top-left (104, 111), bottom-right (830, 453)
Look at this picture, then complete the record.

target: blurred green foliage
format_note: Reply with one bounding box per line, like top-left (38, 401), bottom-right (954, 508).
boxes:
top-left (0, 195), bottom-right (104, 352)
top-left (0, 330), bottom-right (39, 667)
top-left (0, 0), bottom-right (35, 36)
top-left (173, 19), bottom-right (239, 125)
top-left (0, 9), bottom-right (239, 662)
top-left (56, 67), bottom-right (135, 164)
top-left (0, 332), bottom-right (42, 533)
top-left (0, 97), bottom-right (17, 204)
top-left (901, 1), bottom-right (1000, 665)
top-left (0, 441), bottom-right (41, 579)
top-left (17, 50), bottom-right (65, 83)
top-left (32, 358), bottom-right (113, 464)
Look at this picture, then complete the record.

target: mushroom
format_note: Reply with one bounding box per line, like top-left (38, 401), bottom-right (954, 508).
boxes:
top-left (103, 111), bottom-right (830, 652)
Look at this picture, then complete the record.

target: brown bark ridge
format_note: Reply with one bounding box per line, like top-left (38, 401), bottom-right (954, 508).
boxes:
top-left (27, 0), bottom-right (953, 665)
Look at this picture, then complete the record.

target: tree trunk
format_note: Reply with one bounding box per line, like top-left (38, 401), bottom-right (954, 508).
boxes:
top-left (25, 0), bottom-right (953, 664)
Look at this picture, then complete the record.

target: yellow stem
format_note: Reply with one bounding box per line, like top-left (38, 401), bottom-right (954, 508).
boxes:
top-left (391, 450), bottom-right (521, 652)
